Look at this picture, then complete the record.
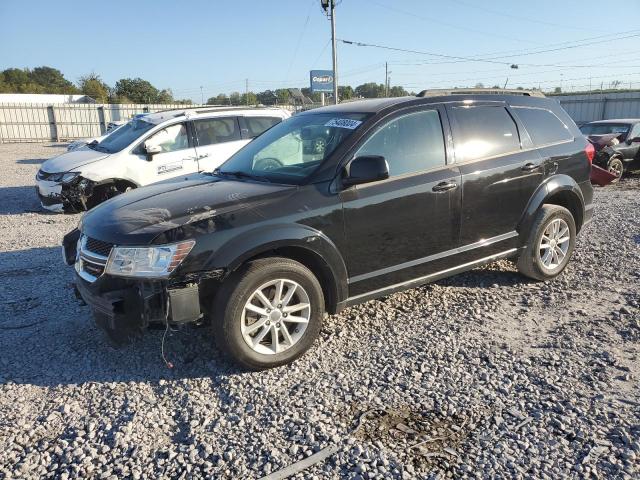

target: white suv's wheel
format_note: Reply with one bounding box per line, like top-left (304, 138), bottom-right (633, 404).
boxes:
top-left (517, 205), bottom-right (576, 281)
top-left (213, 257), bottom-right (324, 369)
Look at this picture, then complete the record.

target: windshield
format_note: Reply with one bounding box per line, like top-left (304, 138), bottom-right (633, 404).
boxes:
top-left (217, 112), bottom-right (369, 185)
top-left (580, 123), bottom-right (630, 136)
top-left (93, 117), bottom-right (156, 153)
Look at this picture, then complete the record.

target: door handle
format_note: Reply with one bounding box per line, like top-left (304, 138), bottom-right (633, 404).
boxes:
top-left (197, 153), bottom-right (210, 159)
top-left (432, 181), bottom-right (458, 192)
top-left (521, 162), bottom-right (540, 172)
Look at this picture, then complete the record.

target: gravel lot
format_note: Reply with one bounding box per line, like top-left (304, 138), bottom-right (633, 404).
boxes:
top-left (0, 143), bottom-right (639, 479)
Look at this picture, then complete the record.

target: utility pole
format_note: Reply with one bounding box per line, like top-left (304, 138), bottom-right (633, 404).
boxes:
top-left (245, 79), bottom-right (249, 105)
top-left (322, 0), bottom-right (339, 104)
top-left (385, 62), bottom-right (388, 96)
top-left (200, 86), bottom-right (204, 104)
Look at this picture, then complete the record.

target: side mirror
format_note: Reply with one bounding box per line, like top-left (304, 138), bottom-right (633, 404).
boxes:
top-left (628, 136), bottom-right (640, 143)
top-left (342, 155), bottom-right (389, 187)
top-left (143, 141), bottom-right (162, 161)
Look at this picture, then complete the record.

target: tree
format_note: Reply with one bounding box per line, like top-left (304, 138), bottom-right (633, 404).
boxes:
top-left (256, 89), bottom-right (277, 105)
top-left (355, 82), bottom-right (385, 98)
top-left (229, 92), bottom-right (242, 105)
top-left (78, 73), bottom-right (109, 103)
top-left (474, 82), bottom-right (485, 88)
top-left (339, 85), bottom-right (354, 100)
top-left (388, 85), bottom-right (408, 97)
top-left (114, 78), bottom-right (159, 104)
top-left (207, 93), bottom-right (230, 105)
top-left (157, 89), bottom-right (174, 104)
top-left (554, 87), bottom-right (562, 93)
top-left (30, 66), bottom-right (77, 93)
top-left (240, 92), bottom-right (257, 106)
top-left (275, 89), bottom-right (290, 104)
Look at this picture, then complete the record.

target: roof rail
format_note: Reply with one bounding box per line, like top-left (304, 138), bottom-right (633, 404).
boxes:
top-left (417, 88), bottom-right (546, 98)
top-left (154, 105), bottom-right (282, 114)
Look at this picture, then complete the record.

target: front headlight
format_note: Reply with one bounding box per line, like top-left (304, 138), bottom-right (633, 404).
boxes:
top-left (61, 172), bottom-right (80, 183)
top-left (104, 240), bottom-right (195, 278)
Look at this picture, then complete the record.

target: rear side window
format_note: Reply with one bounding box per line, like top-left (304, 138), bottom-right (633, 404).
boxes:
top-left (451, 105), bottom-right (520, 161)
top-left (194, 117), bottom-right (241, 146)
top-left (513, 107), bottom-right (572, 146)
top-left (245, 116), bottom-right (282, 138)
top-left (357, 109), bottom-right (446, 177)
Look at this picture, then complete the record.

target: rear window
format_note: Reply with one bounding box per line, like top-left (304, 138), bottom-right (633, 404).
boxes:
top-left (451, 105), bottom-right (520, 161)
top-left (513, 107), bottom-right (572, 146)
top-left (245, 116), bottom-right (282, 138)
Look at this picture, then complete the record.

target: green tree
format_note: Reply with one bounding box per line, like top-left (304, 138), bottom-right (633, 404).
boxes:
top-left (30, 66), bottom-right (77, 93)
top-left (114, 78), bottom-right (159, 104)
top-left (339, 85), bottom-right (354, 100)
top-left (78, 73), bottom-right (109, 102)
top-left (355, 82), bottom-right (385, 98)
top-left (157, 89), bottom-right (174, 103)
top-left (388, 85), bottom-right (408, 97)
top-left (275, 89), bottom-right (290, 104)
top-left (207, 93), bottom-right (230, 105)
top-left (240, 92), bottom-right (257, 106)
top-left (229, 92), bottom-right (242, 105)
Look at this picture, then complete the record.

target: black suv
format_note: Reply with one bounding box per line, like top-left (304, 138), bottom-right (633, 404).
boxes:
top-left (579, 119), bottom-right (640, 180)
top-left (63, 90), bottom-right (594, 369)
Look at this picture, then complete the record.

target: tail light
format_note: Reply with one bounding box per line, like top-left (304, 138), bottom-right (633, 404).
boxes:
top-left (584, 142), bottom-right (595, 164)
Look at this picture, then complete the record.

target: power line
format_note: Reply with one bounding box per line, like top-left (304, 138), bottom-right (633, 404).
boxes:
top-left (367, 0), bottom-right (539, 45)
top-left (339, 32), bottom-right (640, 67)
top-left (448, 0), bottom-right (611, 33)
top-left (284, 0), bottom-right (315, 83)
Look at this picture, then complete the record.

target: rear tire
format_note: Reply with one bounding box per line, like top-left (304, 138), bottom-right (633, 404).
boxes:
top-left (517, 205), bottom-right (576, 281)
top-left (212, 257), bottom-right (324, 370)
top-left (607, 156), bottom-right (624, 182)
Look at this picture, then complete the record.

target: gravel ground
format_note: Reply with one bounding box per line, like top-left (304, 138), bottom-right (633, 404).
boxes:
top-left (0, 143), bottom-right (639, 479)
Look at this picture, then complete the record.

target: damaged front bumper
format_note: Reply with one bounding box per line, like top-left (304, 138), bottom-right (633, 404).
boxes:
top-left (62, 229), bottom-right (223, 345)
top-left (35, 173), bottom-right (97, 213)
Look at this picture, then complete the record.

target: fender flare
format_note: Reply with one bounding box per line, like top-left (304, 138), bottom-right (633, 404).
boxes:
top-left (518, 174), bottom-right (585, 240)
top-left (209, 223), bottom-right (349, 309)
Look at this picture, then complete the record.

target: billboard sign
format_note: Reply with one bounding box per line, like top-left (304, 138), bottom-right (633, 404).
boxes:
top-left (310, 70), bottom-right (334, 93)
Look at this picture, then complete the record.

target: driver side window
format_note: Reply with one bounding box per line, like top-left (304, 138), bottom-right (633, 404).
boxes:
top-left (629, 123), bottom-right (640, 141)
top-left (356, 109), bottom-right (446, 177)
top-left (145, 123), bottom-right (189, 153)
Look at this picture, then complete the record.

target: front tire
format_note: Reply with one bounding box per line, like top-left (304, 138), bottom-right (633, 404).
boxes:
top-left (517, 205), bottom-right (576, 281)
top-left (212, 257), bottom-right (324, 370)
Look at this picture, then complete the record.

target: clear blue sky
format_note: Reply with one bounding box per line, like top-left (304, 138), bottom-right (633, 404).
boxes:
top-left (1, 0), bottom-right (639, 101)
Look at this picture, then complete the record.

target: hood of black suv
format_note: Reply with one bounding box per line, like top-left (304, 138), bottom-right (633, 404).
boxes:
top-left (81, 174), bottom-right (296, 244)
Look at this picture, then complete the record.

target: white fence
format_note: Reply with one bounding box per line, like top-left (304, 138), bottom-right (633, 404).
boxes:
top-left (0, 103), bottom-right (207, 143)
top-left (553, 91), bottom-right (640, 125)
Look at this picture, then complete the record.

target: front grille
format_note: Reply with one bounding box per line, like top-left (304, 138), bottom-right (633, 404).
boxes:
top-left (85, 237), bottom-right (114, 257)
top-left (83, 261), bottom-right (105, 277)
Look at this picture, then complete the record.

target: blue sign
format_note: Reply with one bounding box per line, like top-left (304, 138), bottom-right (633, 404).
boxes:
top-left (310, 70), bottom-right (334, 93)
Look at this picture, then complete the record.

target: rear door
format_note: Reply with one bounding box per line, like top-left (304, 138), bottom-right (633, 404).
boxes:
top-left (447, 102), bottom-right (543, 253)
top-left (341, 106), bottom-right (462, 297)
top-left (193, 116), bottom-right (247, 172)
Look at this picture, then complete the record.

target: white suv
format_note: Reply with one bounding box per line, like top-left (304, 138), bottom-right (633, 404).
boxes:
top-left (36, 107), bottom-right (291, 212)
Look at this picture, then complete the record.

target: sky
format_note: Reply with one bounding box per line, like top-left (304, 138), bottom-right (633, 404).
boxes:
top-left (1, 0), bottom-right (640, 102)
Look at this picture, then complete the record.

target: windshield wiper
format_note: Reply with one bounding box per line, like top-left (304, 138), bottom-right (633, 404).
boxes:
top-left (214, 170), bottom-right (271, 183)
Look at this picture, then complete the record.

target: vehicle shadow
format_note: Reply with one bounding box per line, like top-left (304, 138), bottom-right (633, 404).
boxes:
top-left (0, 246), bottom-right (244, 388)
top-left (436, 260), bottom-right (524, 289)
top-left (16, 157), bottom-right (48, 165)
top-left (0, 185), bottom-right (45, 214)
